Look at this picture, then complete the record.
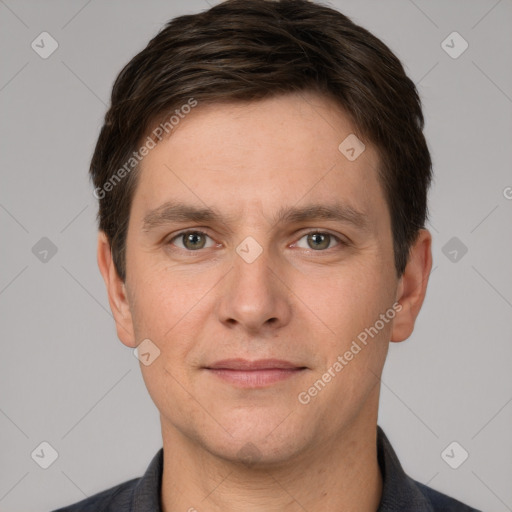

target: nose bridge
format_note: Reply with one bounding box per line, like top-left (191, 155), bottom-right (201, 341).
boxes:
top-left (234, 238), bottom-right (273, 290)
top-left (217, 236), bottom-right (290, 331)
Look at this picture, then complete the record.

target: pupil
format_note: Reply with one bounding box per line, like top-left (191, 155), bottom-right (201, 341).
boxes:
top-left (186, 232), bottom-right (204, 249)
top-left (309, 233), bottom-right (328, 250)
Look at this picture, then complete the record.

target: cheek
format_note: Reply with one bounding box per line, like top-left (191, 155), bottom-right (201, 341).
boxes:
top-left (298, 264), bottom-right (393, 418)
top-left (131, 273), bottom-right (206, 415)
top-left (127, 264), bottom-right (225, 377)
top-left (300, 260), bottom-right (393, 343)
top-left (128, 256), bottom-right (207, 331)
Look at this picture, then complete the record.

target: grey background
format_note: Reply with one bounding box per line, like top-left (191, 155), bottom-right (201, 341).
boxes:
top-left (1, 0), bottom-right (511, 510)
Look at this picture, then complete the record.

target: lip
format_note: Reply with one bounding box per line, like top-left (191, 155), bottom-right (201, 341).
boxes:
top-left (205, 358), bottom-right (305, 370)
top-left (204, 359), bottom-right (307, 388)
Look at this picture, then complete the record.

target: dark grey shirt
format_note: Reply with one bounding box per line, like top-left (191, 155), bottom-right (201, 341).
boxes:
top-left (52, 426), bottom-right (481, 511)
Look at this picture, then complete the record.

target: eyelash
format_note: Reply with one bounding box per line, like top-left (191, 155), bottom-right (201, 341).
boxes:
top-left (165, 229), bottom-right (349, 253)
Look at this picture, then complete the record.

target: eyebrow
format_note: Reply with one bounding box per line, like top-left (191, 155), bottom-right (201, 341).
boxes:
top-left (272, 203), bottom-right (369, 231)
top-left (142, 201), bottom-right (369, 233)
top-left (142, 202), bottom-right (230, 232)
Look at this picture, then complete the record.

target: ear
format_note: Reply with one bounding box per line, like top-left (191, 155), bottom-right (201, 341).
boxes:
top-left (391, 229), bottom-right (432, 342)
top-left (97, 231), bottom-right (136, 348)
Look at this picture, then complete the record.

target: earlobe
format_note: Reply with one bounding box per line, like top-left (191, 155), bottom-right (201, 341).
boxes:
top-left (390, 229), bottom-right (432, 343)
top-left (97, 231), bottom-right (137, 348)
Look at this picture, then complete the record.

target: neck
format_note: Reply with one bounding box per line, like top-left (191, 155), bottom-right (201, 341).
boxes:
top-left (160, 411), bottom-right (383, 512)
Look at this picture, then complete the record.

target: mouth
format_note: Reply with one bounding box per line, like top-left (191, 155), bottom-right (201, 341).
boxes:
top-left (203, 359), bottom-right (308, 388)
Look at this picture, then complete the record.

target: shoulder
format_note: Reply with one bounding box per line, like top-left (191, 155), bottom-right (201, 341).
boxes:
top-left (414, 479), bottom-right (482, 511)
top-left (51, 448), bottom-right (164, 512)
top-left (50, 477), bottom-right (139, 511)
top-left (376, 425), bottom-right (481, 512)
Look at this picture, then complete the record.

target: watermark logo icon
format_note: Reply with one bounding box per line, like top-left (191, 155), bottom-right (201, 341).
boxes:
top-left (236, 236), bottom-right (263, 264)
top-left (237, 442), bottom-right (262, 467)
top-left (441, 441), bottom-right (469, 469)
top-left (31, 32), bottom-right (59, 59)
top-left (31, 441), bottom-right (59, 469)
top-left (133, 338), bottom-right (161, 366)
top-left (338, 134), bottom-right (365, 161)
top-left (441, 31), bottom-right (468, 59)
top-left (442, 236), bottom-right (468, 263)
top-left (32, 237), bottom-right (58, 263)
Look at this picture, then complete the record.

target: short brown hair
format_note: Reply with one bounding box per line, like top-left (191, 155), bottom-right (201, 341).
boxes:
top-left (90, 0), bottom-right (432, 282)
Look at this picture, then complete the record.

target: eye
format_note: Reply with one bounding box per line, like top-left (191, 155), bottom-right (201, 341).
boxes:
top-left (168, 231), bottom-right (216, 251)
top-left (294, 231), bottom-right (343, 251)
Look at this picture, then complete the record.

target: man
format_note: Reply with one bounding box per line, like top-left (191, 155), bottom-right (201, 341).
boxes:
top-left (53, 0), bottom-right (481, 510)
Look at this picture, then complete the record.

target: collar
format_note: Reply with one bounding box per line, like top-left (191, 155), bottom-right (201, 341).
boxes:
top-left (376, 425), bottom-right (434, 511)
top-left (131, 425), bottom-right (434, 511)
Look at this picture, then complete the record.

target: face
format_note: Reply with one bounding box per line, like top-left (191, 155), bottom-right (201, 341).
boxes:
top-left (101, 92), bottom-right (427, 466)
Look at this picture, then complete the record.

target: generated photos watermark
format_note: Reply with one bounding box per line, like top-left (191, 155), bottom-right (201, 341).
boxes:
top-left (298, 301), bottom-right (402, 405)
top-left (93, 97), bottom-right (198, 200)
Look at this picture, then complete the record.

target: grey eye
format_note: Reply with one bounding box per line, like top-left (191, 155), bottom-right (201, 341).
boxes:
top-left (308, 233), bottom-right (331, 250)
top-left (170, 231), bottom-right (214, 250)
top-left (295, 232), bottom-right (339, 250)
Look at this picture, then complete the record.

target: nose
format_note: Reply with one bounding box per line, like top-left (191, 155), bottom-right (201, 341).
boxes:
top-left (216, 242), bottom-right (292, 334)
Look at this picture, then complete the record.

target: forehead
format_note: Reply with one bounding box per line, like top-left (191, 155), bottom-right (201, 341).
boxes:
top-left (132, 92), bottom-right (387, 227)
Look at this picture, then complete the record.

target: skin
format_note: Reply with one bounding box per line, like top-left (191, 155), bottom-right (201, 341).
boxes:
top-left (98, 91), bottom-right (432, 512)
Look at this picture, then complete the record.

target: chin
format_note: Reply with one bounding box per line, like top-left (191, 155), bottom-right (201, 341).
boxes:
top-left (197, 413), bottom-right (312, 468)
top-left (211, 436), bottom-right (306, 469)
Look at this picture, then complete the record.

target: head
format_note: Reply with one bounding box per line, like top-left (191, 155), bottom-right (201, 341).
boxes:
top-left (95, 0), bottom-right (432, 466)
